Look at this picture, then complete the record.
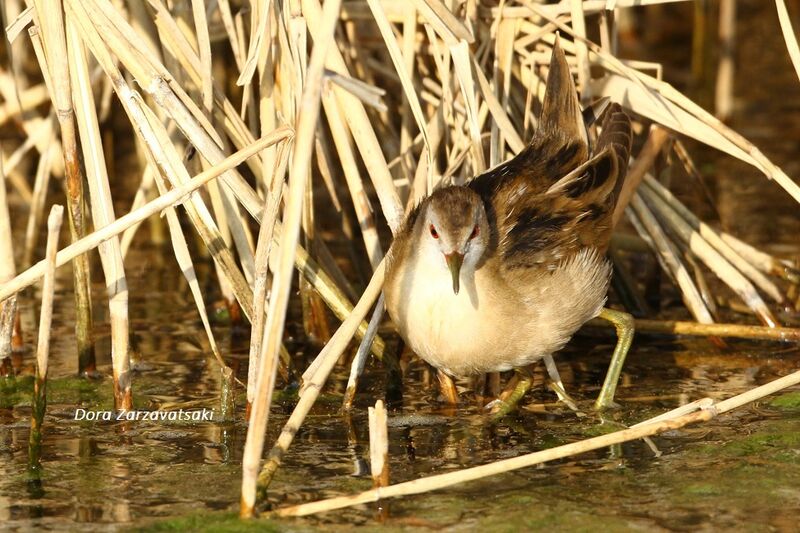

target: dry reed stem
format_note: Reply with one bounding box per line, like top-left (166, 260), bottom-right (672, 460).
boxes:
top-left (22, 131), bottom-right (55, 267)
top-left (584, 317), bottom-right (800, 342)
top-left (71, 0), bottom-right (378, 345)
top-left (368, 399), bottom-right (390, 488)
top-left (66, 0), bottom-right (257, 326)
top-left (190, 0), bottom-right (213, 113)
top-left (629, 194), bottom-right (714, 324)
top-left (715, 0), bottom-right (736, 120)
top-left (302, 0), bottom-right (403, 231)
top-left (236, 0), bottom-right (269, 87)
top-left (639, 184), bottom-right (779, 327)
top-left (487, 0), bottom-right (693, 19)
top-left (35, 205), bottom-right (63, 380)
top-left (32, 0), bottom-right (96, 374)
top-left (68, 21), bottom-right (132, 409)
top-left (642, 176), bottom-right (784, 304)
top-left (273, 368), bottom-right (800, 517)
top-left (776, 0), bottom-right (800, 84)
top-left (367, 0), bottom-right (433, 189)
top-left (412, 0), bottom-right (474, 45)
top-left (81, 0), bottom-right (262, 217)
top-left (0, 162), bottom-right (17, 363)
top-left (29, 204), bottom-right (63, 469)
top-left (3, 4), bottom-right (34, 43)
top-left (612, 125), bottom-right (670, 228)
top-left (240, 0), bottom-right (343, 518)
top-left (451, 40), bottom-right (486, 173)
top-left (570, 0), bottom-right (590, 102)
top-left (247, 143), bottom-right (290, 407)
top-left (0, 83), bottom-right (49, 127)
top-left (343, 295), bottom-right (385, 410)
top-left (719, 234), bottom-right (800, 283)
top-left (0, 127), bottom-right (293, 304)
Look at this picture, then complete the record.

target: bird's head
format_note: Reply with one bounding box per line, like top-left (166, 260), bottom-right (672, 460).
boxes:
top-left (417, 187), bottom-right (489, 295)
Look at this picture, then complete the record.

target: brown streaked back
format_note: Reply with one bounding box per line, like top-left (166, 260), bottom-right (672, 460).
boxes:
top-left (467, 39), bottom-right (632, 272)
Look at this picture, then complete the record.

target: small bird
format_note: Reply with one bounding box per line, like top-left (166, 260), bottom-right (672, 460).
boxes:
top-left (384, 39), bottom-right (634, 413)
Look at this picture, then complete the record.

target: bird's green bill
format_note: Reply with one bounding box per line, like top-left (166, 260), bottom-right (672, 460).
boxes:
top-left (445, 252), bottom-right (464, 294)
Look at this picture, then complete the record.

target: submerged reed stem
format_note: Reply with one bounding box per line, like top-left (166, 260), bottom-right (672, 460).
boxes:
top-left (29, 205), bottom-right (63, 471)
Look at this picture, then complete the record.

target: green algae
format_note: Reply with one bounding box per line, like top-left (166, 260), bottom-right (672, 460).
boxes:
top-left (131, 512), bottom-right (282, 533)
top-left (769, 391), bottom-right (800, 409)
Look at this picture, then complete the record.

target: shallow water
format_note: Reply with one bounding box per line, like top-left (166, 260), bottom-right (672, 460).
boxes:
top-left (2, 1), bottom-right (800, 531)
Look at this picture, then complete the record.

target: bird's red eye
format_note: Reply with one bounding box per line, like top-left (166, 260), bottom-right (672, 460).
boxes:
top-left (469, 225), bottom-right (479, 239)
top-left (429, 225), bottom-right (439, 239)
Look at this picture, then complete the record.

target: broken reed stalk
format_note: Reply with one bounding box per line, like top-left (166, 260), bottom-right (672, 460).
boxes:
top-left (0, 128), bottom-right (293, 304)
top-left (272, 368), bottom-right (800, 517)
top-left (240, 0), bottom-right (344, 519)
top-left (67, 21), bottom-right (132, 410)
top-left (31, 0), bottom-right (96, 375)
top-left (368, 399), bottom-right (390, 488)
top-left (29, 204), bottom-right (63, 471)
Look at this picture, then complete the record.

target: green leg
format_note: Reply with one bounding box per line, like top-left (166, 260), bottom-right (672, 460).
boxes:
top-left (594, 307), bottom-right (635, 410)
top-left (489, 370), bottom-right (532, 420)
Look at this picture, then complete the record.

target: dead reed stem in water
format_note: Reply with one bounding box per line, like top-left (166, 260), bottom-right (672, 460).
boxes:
top-left (31, 0), bottom-right (96, 375)
top-left (29, 204), bottom-right (63, 470)
top-left (343, 296), bottom-right (385, 410)
top-left (67, 21), bottom-right (132, 410)
top-left (368, 399), bottom-right (390, 488)
top-left (240, 0), bottom-right (344, 519)
top-left (586, 317), bottom-right (800, 342)
top-left (273, 369), bottom-right (800, 517)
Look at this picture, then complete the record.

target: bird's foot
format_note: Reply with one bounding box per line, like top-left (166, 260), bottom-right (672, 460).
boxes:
top-left (547, 380), bottom-right (586, 417)
top-left (486, 374), bottom-right (532, 421)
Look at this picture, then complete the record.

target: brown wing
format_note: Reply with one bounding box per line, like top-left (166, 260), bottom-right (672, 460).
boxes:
top-left (468, 39), bottom-right (632, 272)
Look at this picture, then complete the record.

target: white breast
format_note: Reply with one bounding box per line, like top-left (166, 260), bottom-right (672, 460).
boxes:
top-left (385, 247), bottom-right (611, 377)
